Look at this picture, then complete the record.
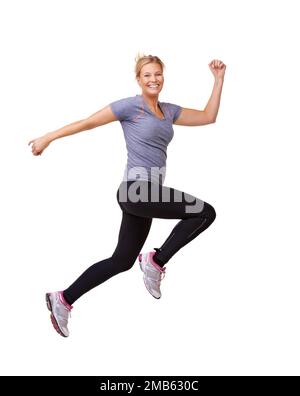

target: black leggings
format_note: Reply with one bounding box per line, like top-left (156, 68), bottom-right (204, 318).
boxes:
top-left (63, 181), bottom-right (216, 305)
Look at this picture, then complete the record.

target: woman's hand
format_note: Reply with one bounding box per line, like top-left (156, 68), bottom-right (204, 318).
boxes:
top-left (28, 134), bottom-right (51, 156)
top-left (208, 59), bottom-right (226, 80)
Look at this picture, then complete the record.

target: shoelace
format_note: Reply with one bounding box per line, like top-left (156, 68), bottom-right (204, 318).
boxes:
top-left (65, 306), bottom-right (72, 318)
top-left (149, 266), bottom-right (166, 284)
top-left (58, 307), bottom-right (71, 322)
top-left (58, 292), bottom-right (72, 317)
top-left (58, 302), bottom-right (72, 322)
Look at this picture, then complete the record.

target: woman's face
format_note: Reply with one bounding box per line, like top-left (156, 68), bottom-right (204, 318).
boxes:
top-left (137, 62), bottom-right (164, 97)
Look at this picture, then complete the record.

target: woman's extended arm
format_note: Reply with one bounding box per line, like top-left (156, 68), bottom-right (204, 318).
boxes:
top-left (28, 105), bottom-right (117, 156)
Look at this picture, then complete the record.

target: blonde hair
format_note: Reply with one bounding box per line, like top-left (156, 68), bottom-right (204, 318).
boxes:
top-left (134, 53), bottom-right (165, 80)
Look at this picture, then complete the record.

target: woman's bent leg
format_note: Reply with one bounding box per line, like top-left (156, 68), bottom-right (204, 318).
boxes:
top-left (63, 211), bottom-right (152, 305)
top-left (118, 181), bottom-right (216, 266)
top-left (153, 201), bottom-right (216, 265)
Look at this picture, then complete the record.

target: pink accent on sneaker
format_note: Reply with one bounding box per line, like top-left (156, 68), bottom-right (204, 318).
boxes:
top-left (58, 291), bottom-right (73, 311)
top-left (149, 251), bottom-right (165, 273)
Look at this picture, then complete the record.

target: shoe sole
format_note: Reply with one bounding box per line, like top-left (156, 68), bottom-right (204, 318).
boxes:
top-left (138, 254), bottom-right (161, 299)
top-left (45, 293), bottom-right (67, 338)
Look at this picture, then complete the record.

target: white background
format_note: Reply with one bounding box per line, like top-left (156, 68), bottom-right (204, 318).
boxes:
top-left (1, 0), bottom-right (299, 375)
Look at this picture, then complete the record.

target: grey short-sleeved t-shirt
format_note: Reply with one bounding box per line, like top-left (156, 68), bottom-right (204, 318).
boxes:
top-left (110, 94), bottom-right (182, 185)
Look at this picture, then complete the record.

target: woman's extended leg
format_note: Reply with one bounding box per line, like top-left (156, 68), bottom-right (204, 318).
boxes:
top-left (63, 211), bottom-right (152, 305)
top-left (46, 206), bottom-right (152, 337)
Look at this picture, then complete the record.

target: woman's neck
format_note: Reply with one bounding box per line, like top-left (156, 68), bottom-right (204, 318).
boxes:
top-left (142, 94), bottom-right (160, 111)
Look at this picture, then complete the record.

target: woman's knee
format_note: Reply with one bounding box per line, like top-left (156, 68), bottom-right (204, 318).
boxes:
top-left (201, 202), bottom-right (217, 223)
top-left (111, 254), bottom-right (136, 272)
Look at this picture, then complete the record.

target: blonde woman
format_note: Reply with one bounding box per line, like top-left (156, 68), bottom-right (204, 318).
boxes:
top-left (28, 55), bottom-right (226, 337)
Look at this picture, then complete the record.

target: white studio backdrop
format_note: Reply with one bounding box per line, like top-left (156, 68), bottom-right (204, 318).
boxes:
top-left (0, 0), bottom-right (299, 375)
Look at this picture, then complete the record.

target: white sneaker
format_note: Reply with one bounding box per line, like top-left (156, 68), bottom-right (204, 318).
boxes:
top-left (46, 291), bottom-right (73, 337)
top-left (138, 251), bottom-right (166, 299)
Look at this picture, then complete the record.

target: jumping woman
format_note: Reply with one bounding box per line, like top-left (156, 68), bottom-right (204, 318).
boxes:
top-left (28, 54), bottom-right (226, 337)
